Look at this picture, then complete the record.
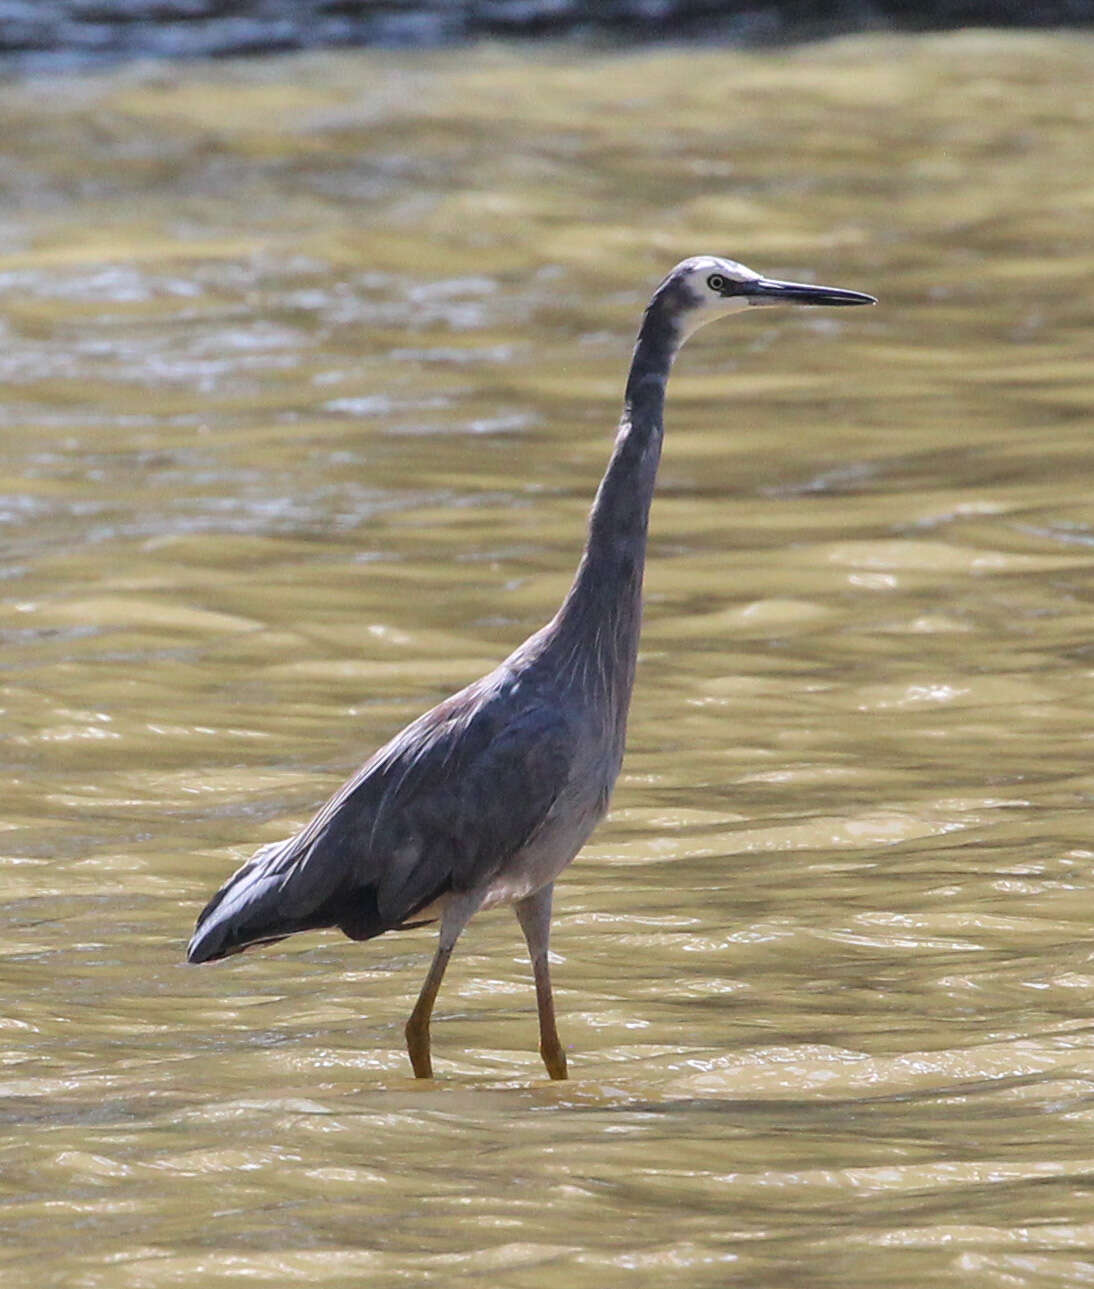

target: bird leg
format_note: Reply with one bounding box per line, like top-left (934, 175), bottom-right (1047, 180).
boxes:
top-left (515, 884), bottom-right (568, 1080)
top-left (405, 940), bottom-right (451, 1078)
top-left (405, 897), bottom-right (477, 1079)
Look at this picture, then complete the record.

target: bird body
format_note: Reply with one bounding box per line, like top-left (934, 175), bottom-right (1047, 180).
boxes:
top-left (188, 255), bottom-right (875, 1078)
top-left (188, 633), bottom-right (615, 961)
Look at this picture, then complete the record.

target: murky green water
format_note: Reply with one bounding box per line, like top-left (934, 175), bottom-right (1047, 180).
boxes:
top-left (2, 30), bottom-right (1094, 1287)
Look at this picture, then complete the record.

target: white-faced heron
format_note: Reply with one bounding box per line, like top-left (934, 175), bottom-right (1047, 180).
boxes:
top-left (187, 256), bottom-right (876, 1079)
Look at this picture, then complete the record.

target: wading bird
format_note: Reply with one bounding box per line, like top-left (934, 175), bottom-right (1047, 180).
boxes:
top-left (187, 256), bottom-right (875, 1079)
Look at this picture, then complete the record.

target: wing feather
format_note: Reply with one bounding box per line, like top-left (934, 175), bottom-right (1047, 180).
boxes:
top-left (187, 672), bottom-right (576, 962)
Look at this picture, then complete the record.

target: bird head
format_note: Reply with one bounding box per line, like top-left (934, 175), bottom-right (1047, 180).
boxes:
top-left (657, 255), bottom-right (876, 341)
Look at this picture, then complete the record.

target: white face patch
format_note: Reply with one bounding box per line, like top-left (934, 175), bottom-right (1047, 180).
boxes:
top-left (673, 255), bottom-right (763, 340)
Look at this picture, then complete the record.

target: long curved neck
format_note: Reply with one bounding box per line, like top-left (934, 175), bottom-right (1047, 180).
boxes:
top-left (547, 300), bottom-right (681, 709)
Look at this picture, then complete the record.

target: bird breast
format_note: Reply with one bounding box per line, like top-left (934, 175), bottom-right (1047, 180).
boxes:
top-left (477, 762), bottom-right (613, 912)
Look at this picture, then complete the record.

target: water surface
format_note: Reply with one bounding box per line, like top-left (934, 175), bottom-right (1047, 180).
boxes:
top-left (2, 32), bottom-right (1094, 1288)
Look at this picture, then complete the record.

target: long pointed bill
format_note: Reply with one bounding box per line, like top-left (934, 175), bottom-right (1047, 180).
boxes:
top-left (742, 278), bottom-right (877, 308)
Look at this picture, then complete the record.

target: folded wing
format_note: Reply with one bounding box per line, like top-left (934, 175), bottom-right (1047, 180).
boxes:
top-left (187, 676), bottom-right (575, 963)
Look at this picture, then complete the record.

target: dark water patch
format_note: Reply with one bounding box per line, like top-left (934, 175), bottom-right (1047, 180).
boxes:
top-left (2, 1), bottom-right (1094, 73)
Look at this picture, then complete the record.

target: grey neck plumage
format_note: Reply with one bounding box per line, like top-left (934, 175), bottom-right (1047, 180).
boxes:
top-left (545, 297), bottom-right (682, 729)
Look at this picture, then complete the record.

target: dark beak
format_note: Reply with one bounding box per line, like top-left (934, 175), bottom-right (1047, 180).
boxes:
top-left (740, 277), bottom-right (877, 308)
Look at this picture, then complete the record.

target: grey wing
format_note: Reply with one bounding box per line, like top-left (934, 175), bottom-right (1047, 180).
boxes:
top-left (187, 685), bottom-right (576, 961)
top-left (363, 697), bottom-right (578, 923)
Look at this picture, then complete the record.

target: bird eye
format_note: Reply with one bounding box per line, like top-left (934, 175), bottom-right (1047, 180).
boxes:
top-left (707, 273), bottom-right (728, 294)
